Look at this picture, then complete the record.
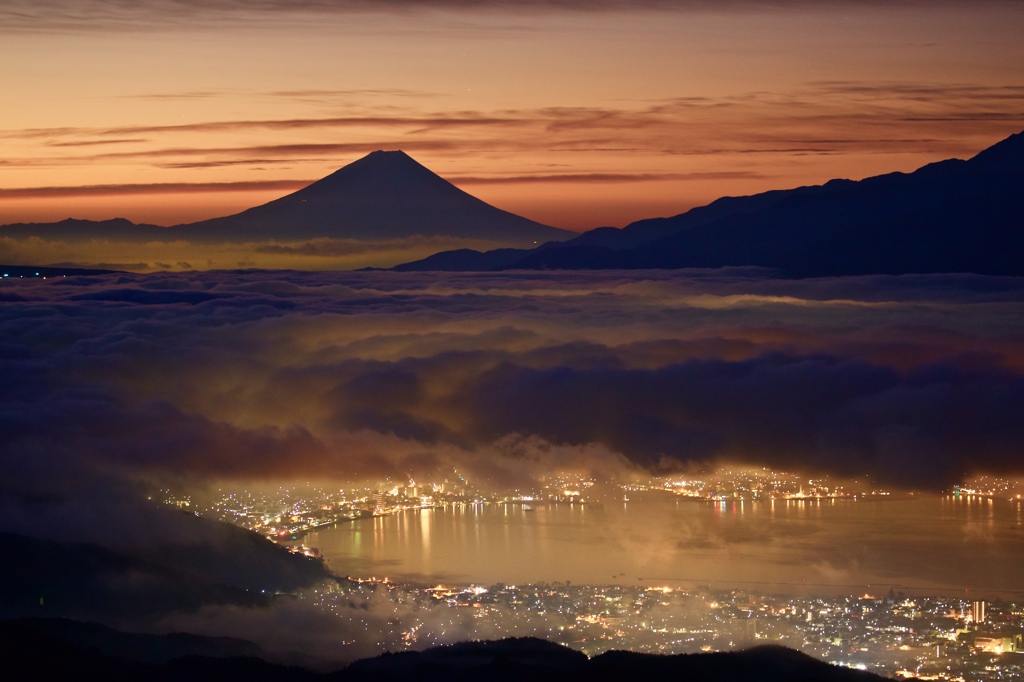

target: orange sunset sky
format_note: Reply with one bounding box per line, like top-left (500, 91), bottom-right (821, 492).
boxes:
top-left (1, 0), bottom-right (1023, 232)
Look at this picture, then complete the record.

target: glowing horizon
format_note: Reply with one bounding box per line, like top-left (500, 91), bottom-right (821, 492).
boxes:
top-left (2, 1), bottom-right (1022, 231)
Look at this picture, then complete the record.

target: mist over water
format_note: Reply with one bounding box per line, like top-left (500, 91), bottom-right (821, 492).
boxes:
top-left (4, 268), bottom-right (1024, 668)
top-left (311, 493), bottom-right (1024, 597)
top-left (4, 267), bottom-right (1024, 583)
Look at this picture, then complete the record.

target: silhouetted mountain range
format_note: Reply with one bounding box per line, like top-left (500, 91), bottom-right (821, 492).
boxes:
top-left (0, 626), bottom-right (886, 682)
top-left (0, 152), bottom-right (572, 246)
top-left (0, 217), bottom-right (168, 242)
top-left (396, 131), bottom-right (1024, 276)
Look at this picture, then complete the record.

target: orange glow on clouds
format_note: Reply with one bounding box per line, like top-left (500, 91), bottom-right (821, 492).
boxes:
top-left (0, 2), bottom-right (1022, 231)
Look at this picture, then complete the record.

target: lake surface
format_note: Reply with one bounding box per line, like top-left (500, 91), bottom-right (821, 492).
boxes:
top-left (307, 493), bottom-right (1024, 596)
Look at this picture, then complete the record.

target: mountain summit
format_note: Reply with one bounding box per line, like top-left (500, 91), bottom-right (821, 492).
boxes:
top-left (178, 150), bottom-right (572, 245)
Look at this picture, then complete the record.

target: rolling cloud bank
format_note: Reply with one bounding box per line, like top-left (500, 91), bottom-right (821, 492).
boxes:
top-left (3, 267), bottom-right (1024, 664)
top-left (4, 268), bottom-right (1023, 493)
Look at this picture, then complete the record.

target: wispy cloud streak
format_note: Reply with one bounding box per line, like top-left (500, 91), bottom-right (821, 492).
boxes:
top-left (0, 180), bottom-right (310, 199)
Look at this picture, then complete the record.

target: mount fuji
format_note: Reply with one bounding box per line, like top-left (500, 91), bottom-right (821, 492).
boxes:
top-left (0, 151), bottom-right (573, 247)
top-left (175, 150), bottom-right (572, 245)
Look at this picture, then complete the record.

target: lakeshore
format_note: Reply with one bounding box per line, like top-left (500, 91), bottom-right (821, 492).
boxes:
top-left (307, 493), bottom-right (1024, 597)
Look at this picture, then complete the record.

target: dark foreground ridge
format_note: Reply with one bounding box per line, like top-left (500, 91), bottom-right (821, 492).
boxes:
top-left (396, 130), bottom-right (1024, 277)
top-left (0, 623), bottom-right (885, 682)
top-left (0, 530), bottom-right (328, 622)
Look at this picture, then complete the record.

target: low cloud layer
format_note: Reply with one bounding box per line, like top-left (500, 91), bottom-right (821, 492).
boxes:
top-left (0, 234), bottom-right (509, 271)
top-left (3, 269), bottom-right (1023, 495)
top-left (3, 267), bottom-right (1023, 661)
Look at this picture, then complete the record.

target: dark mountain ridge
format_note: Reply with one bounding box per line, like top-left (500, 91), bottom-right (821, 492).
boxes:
top-left (395, 131), bottom-right (1024, 276)
top-left (0, 217), bottom-right (167, 243)
top-left (0, 525), bottom-right (328, 622)
top-left (0, 626), bottom-right (887, 682)
top-left (0, 532), bottom-right (266, 621)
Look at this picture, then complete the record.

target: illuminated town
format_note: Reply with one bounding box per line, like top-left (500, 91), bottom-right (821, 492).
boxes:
top-left (636, 468), bottom-right (892, 501)
top-left (158, 467), bottom-right (896, 548)
top-left (298, 577), bottom-right (1024, 681)
top-left (145, 468), bottom-right (1024, 679)
top-left (952, 476), bottom-right (1024, 501)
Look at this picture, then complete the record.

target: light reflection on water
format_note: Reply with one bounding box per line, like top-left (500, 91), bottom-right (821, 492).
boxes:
top-left (307, 494), bottom-right (1024, 596)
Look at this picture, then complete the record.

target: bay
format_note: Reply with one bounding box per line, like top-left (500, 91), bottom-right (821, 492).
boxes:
top-left (307, 493), bottom-right (1024, 596)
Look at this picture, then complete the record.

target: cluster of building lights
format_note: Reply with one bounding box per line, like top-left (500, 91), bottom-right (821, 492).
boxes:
top-left (624, 468), bottom-right (891, 501)
top-left (953, 475), bottom-right (1024, 500)
top-left (304, 579), bottom-right (1024, 680)
top-left (150, 469), bottom-right (1024, 678)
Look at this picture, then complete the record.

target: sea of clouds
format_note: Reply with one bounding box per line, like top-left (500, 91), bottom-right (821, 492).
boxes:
top-left (3, 267), bottom-right (1024, 665)
top-left (4, 268), bottom-right (1024, 495)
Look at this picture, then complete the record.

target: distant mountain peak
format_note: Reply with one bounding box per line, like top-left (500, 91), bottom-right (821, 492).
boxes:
top-left (368, 149), bottom-right (410, 158)
top-left (304, 148), bottom-right (451, 196)
top-left (349, 149), bottom-right (417, 167)
top-left (177, 151), bottom-right (574, 244)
